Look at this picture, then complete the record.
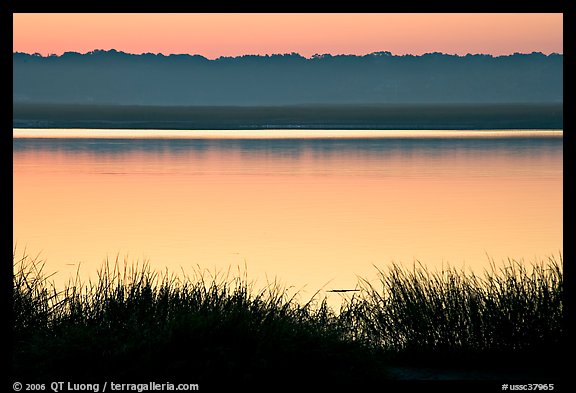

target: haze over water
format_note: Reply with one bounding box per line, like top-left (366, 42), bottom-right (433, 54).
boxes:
top-left (13, 129), bottom-right (563, 298)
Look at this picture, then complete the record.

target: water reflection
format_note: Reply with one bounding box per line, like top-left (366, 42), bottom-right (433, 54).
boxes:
top-left (13, 135), bottom-right (562, 156)
top-left (13, 132), bottom-right (563, 300)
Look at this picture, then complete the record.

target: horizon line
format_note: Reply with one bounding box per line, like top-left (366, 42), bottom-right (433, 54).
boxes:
top-left (12, 49), bottom-right (564, 60)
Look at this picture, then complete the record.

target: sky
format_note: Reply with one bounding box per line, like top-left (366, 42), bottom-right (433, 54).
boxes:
top-left (13, 13), bottom-right (563, 58)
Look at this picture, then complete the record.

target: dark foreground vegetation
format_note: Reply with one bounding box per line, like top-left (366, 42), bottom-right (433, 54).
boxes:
top-left (13, 254), bottom-right (564, 389)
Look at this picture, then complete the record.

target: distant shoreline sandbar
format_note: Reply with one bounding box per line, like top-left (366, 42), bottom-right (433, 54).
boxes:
top-left (12, 128), bottom-right (563, 140)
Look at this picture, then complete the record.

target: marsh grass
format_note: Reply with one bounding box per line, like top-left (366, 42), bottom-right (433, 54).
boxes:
top-left (13, 252), bottom-right (564, 384)
top-left (340, 256), bottom-right (564, 372)
top-left (12, 254), bottom-right (380, 387)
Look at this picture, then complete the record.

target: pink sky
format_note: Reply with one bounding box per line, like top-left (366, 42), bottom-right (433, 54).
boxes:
top-left (13, 13), bottom-right (563, 58)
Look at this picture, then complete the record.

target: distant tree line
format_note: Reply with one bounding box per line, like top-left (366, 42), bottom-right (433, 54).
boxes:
top-left (13, 50), bottom-right (563, 106)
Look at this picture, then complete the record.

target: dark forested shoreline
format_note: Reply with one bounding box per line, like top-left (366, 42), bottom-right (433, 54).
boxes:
top-left (13, 51), bottom-right (562, 106)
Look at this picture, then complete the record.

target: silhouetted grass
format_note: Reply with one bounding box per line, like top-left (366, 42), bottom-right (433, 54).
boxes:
top-left (13, 252), bottom-right (564, 386)
top-left (339, 256), bottom-right (564, 374)
top-left (12, 254), bottom-right (385, 388)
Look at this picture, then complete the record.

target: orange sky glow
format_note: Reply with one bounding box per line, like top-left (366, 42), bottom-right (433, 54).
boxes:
top-left (13, 13), bottom-right (563, 58)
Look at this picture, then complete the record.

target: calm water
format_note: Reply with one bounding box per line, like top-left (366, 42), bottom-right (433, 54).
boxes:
top-left (13, 129), bottom-right (563, 299)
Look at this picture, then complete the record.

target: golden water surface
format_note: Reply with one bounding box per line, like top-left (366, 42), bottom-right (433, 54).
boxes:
top-left (13, 129), bottom-right (563, 300)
